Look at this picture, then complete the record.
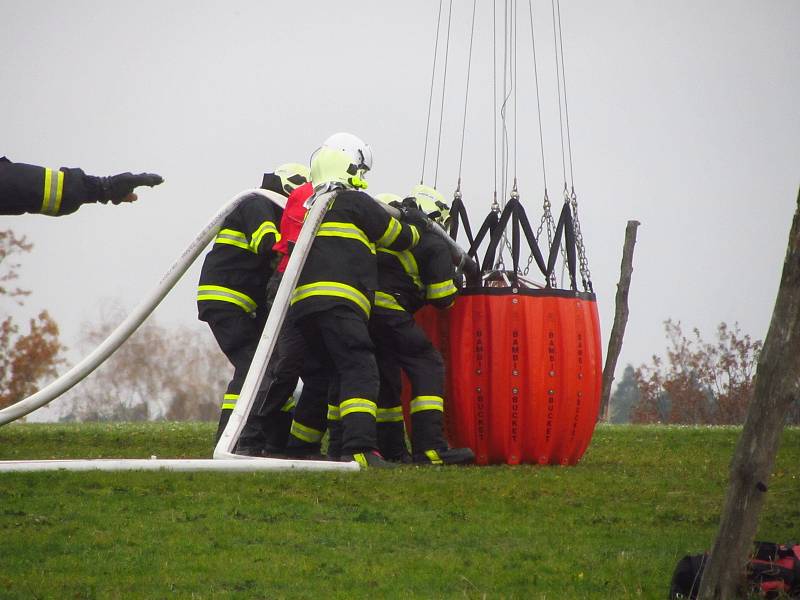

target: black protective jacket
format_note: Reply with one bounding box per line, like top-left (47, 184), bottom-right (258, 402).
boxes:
top-left (197, 174), bottom-right (285, 320)
top-left (373, 230), bottom-right (458, 315)
top-left (0, 157), bottom-right (105, 216)
top-left (290, 189), bottom-right (420, 321)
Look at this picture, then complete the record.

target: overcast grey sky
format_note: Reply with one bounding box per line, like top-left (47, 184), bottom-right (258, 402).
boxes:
top-left (2, 1), bottom-right (799, 416)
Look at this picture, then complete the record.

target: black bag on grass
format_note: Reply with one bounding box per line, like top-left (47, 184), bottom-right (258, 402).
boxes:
top-left (669, 541), bottom-right (800, 599)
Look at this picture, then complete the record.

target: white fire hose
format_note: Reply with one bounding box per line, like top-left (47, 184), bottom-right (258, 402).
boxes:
top-left (0, 185), bottom-right (473, 472)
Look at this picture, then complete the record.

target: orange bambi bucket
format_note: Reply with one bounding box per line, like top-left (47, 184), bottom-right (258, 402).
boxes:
top-left (400, 192), bottom-right (601, 465)
top-left (414, 287), bottom-right (602, 465)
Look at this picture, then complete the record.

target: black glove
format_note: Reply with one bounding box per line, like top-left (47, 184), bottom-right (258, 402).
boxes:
top-left (401, 207), bottom-right (430, 228)
top-left (100, 172), bottom-right (164, 203)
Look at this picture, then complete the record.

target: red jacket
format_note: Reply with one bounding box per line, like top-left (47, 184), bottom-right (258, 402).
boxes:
top-left (274, 182), bottom-right (313, 273)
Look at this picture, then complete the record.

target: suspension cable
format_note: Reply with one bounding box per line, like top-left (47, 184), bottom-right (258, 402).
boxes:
top-left (420, 0), bottom-right (444, 185)
top-left (500, 0), bottom-right (509, 204)
top-left (555, 0), bottom-right (575, 188)
top-left (528, 0), bottom-right (548, 192)
top-left (513, 0), bottom-right (518, 190)
top-left (434, 0), bottom-right (454, 189)
top-left (497, 0), bottom-right (518, 269)
top-left (492, 0), bottom-right (498, 208)
top-left (550, 0), bottom-right (568, 186)
top-left (456, 0), bottom-right (478, 189)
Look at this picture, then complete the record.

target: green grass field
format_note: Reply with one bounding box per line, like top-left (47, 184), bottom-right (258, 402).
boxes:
top-left (0, 423), bottom-right (797, 599)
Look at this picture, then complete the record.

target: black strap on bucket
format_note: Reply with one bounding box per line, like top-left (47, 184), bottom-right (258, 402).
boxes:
top-left (447, 196), bottom-right (579, 291)
top-left (448, 195), bottom-right (476, 252)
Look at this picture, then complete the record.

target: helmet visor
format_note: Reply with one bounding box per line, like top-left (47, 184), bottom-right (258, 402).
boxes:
top-left (357, 144), bottom-right (373, 173)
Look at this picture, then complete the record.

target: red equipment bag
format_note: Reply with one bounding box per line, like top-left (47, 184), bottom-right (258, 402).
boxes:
top-left (669, 542), bottom-right (800, 599)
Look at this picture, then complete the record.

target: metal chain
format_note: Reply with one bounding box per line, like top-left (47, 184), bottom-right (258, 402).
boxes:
top-left (533, 188), bottom-right (557, 286)
top-left (569, 186), bottom-right (592, 292)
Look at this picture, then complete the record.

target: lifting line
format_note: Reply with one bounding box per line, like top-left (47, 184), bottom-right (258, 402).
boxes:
top-left (455, 0), bottom-right (477, 195)
top-left (420, 0), bottom-right (444, 186)
top-left (434, 0), bottom-right (454, 189)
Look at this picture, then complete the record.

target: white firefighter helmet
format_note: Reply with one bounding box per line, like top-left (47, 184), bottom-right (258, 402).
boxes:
top-left (310, 132), bottom-right (373, 190)
top-left (408, 184), bottom-right (451, 226)
top-left (274, 163), bottom-right (310, 195)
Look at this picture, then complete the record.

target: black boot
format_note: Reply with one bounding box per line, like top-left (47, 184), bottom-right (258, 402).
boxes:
top-left (412, 447), bottom-right (475, 465)
top-left (326, 420), bottom-right (342, 460)
top-left (285, 434), bottom-right (325, 460)
top-left (340, 450), bottom-right (399, 469)
top-left (236, 414), bottom-right (269, 455)
top-left (377, 421), bottom-right (410, 463)
top-left (263, 411), bottom-right (293, 453)
top-left (410, 410), bottom-right (474, 465)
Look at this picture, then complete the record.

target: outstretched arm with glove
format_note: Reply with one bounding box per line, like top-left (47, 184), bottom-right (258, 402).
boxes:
top-left (0, 156), bottom-right (163, 216)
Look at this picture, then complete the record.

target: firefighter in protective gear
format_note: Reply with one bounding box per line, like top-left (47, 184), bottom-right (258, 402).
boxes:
top-left (239, 179), bottom-right (331, 459)
top-left (290, 133), bottom-right (423, 468)
top-left (0, 156), bottom-right (163, 216)
top-left (198, 163), bottom-right (309, 448)
top-left (371, 185), bottom-right (475, 465)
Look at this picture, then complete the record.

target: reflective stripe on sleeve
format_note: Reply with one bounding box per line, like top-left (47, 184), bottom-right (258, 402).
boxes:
top-left (290, 281), bottom-right (371, 318)
top-left (327, 404), bottom-right (341, 421)
top-left (221, 393), bottom-right (238, 410)
top-left (377, 248), bottom-right (422, 289)
top-left (409, 225), bottom-right (420, 247)
top-left (374, 291), bottom-right (405, 312)
top-left (41, 168), bottom-right (64, 216)
top-left (340, 398), bottom-right (377, 418)
top-left (376, 217), bottom-right (402, 248)
top-left (251, 221), bottom-right (280, 253)
top-left (426, 279), bottom-right (458, 300)
top-left (197, 285), bottom-right (258, 313)
top-left (290, 420), bottom-right (324, 443)
top-left (376, 406), bottom-right (404, 423)
top-left (317, 222), bottom-right (373, 252)
top-left (410, 395), bottom-right (444, 414)
top-left (281, 396), bottom-right (296, 412)
top-left (214, 229), bottom-right (251, 251)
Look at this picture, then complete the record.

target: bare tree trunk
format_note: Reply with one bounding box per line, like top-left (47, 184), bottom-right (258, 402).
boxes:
top-left (698, 187), bottom-right (800, 599)
top-left (599, 220), bottom-right (640, 421)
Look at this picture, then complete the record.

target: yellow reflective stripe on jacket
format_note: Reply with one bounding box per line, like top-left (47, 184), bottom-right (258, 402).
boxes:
top-left (214, 228), bottom-right (251, 251)
top-left (410, 395), bottom-right (444, 414)
top-left (41, 168), bottom-right (65, 216)
top-left (221, 393), bottom-right (238, 410)
top-left (374, 291), bottom-right (405, 312)
top-left (409, 224), bottom-right (420, 247)
top-left (340, 398), bottom-right (377, 418)
top-left (281, 396), bottom-right (296, 412)
top-left (327, 404), bottom-right (341, 421)
top-left (291, 281), bottom-right (371, 318)
top-left (378, 248), bottom-right (422, 289)
top-left (376, 217), bottom-right (402, 248)
top-left (317, 222), bottom-right (373, 253)
top-left (290, 420), bottom-right (324, 443)
top-left (251, 221), bottom-right (280, 254)
top-left (376, 406), bottom-right (404, 423)
top-left (426, 279), bottom-right (458, 300)
top-left (197, 285), bottom-right (258, 313)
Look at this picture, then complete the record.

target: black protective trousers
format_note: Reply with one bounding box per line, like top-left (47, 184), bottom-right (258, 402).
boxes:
top-left (204, 307), bottom-right (289, 449)
top-left (369, 311), bottom-right (448, 454)
top-left (236, 309), bottom-right (305, 451)
top-left (296, 305), bottom-right (380, 455)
